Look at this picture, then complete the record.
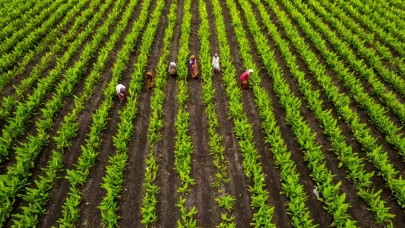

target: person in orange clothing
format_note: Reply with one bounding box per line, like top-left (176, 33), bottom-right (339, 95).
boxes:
top-left (146, 71), bottom-right (154, 89)
top-left (188, 55), bottom-right (199, 79)
top-left (240, 69), bottom-right (253, 89)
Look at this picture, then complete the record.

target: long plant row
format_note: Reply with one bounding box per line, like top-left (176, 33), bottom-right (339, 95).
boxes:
top-left (315, 0), bottom-right (405, 76)
top-left (0, 0), bottom-right (35, 22)
top-left (5, 0), bottom-right (121, 226)
top-left (251, 0), bottom-right (394, 225)
top-left (0, 0), bottom-right (126, 225)
top-left (303, 0), bottom-right (405, 102)
top-left (198, 0), bottom-right (235, 226)
top-left (0, 0), bottom-right (51, 40)
top-left (0, 0), bottom-right (66, 91)
top-left (0, 0), bottom-right (108, 162)
top-left (140, 0), bottom-right (177, 226)
top-left (291, 0), bottom-right (405, 145)
top-left (0, 0), bottom-right (60, 53)
top-left (358, 0), bottom-right (405, 31)
top-left (55, 0), bottom-right (153, 225)
top-left (376, 0), bottom-right (405, 20)
top-left (263, 0), bottom-right (405, 209)
top-left (211, 0), bottom-right (276, 226)
top-left (337, 0), bottom-right (405, 58)
top-left (173, 0), bottom-right (198, 226)
top-left (227, 0), bottom-right (357, 226)
top-left (0, 0), bottom-right (94, 120)
top-left (0, 0), bottom-right (97, 92)
top-left (383, 0), bottom-right (405, 11)
top-left (280, 0), bottom-right (405, 165)
top-left (347, 0), bottom-right (405, 43)
top-left (97, 0), bottom-right (166, 226)
top-left (0, 0), bottom-right (74, 71)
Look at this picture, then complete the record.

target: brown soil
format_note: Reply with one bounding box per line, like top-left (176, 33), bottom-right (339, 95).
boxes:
top-left (185, 0), bottom-right (219, 226)
top-left (204, 0), bottom-right (253, 226)
top-left (152, 0), bottom-right (183, 227)
top-left (2, 0), bottom-right (405, 227)
top-left (0, 0), bottom-right (114, 171)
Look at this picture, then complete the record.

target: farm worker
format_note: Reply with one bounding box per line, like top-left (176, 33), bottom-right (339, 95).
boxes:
top-left (168, 61), bottom-right (177, 77)
top-left (188, 55), bottom-right (199, 79)
top-left (240, 69), bottom-right (253, 89)
top-left (116, 84), bottom-right (127, 102)
top-left (146, 71), bottom-right (154, 89)
top-left (212, 53), bottom-right (220, 73)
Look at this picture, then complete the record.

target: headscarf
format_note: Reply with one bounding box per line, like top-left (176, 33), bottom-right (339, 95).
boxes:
top-left (146, 71), bottom-right (153, 78)
top-left (248, 69), bottom-right (254, 73)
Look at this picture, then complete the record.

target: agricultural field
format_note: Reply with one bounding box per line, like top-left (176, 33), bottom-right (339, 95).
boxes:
top-left (1, 0), bottom-right (405, 227)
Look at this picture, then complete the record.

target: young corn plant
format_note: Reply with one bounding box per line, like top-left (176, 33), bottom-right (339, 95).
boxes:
top-left (316, 0), bottom-right (405, 75)
top-left (0, 0), bottom-right (75, 71)
top-left (172, 0), bottom-right (199, 226)
top-left (8, 0), bottom-right (122, 226)
top-left (0, 0), bottom-right (100, 118)
top-left (198, 0), bottom-right (235, 226)
top-left (0, 0), bottom-right (127, 224)
top-left (98, 0), bottom-right (166, 226)
top-left (54, 0), bottom-right (153, 225)
top-left (337, 0), bottom-right (405, 58)
top-left (211, 0), bottom-right (276, 226)
top-left (0, 0), bottom-right (44, 32)
top-left (250, 0), bottom-right (394, 225)
top-left (0, 0), bottom-right (119, 163)
top-left (306, 0), bottom-right (405, 101)
top-left (227, 0), bottom-right (356, 226)
top-left (263, 0), bottom-right (405, 211)
top-left (290, 0), bottom-right (405, 145)
top-left (140, 0), bottom-right (178, 226)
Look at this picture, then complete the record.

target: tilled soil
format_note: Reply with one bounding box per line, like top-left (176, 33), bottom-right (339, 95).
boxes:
top-left (2, 0), bottom-right (405, 227)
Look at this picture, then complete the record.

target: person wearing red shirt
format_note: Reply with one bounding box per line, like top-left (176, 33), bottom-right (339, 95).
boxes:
top-left (240, 69), bottom-right (253, 89)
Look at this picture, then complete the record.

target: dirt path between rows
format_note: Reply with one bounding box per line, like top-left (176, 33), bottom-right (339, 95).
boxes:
top-left (116, 0), bottom-right (169, 226)
top-left (204, 0), bottom-right (253, 226)
top-left (218, 0), bottom-right (292, 226)
top-left (153, 0), bottom-right (183, 226)
top-left (186, 0), bottom-right (219, 227)
top-left (35, 0), bottom-right (146, 226)
top-left (76, 0), bottom-right (165, 226)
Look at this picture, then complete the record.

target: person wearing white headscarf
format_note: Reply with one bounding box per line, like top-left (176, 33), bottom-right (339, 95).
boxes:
top-left (212, 53), bottom-right (220, 73)
top-left (168, 62), bottom-right (177, 77)
top-left (116, 84), bottom-right (127, 102)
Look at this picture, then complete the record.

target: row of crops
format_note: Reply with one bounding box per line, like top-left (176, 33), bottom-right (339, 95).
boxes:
top-left (0, 0), bottom-right (404, 227)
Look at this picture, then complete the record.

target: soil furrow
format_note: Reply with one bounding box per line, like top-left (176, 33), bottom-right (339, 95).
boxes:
top-left (217, 0), bottom-right (296, 226)
top-left (245, 0), bottom-right (383, 226)
top-left (203, 1), bottom-right (252, 226)
top-left (153, 0), bottom-right (184, 226)
top-left (0, 0), bottom-right (113, 173)
top-left (99, 0), bottom-right (168, 226)
top-left (272, 0), bottom-right (405, 177)
top-left (0, 0), bottom-right (117, 174)
top-left (252, 0), bottom-right (405, 225)
top-left (0, 0), bottom-right (101, 99)
top-left (186, 0), bottom-right (218, 226)
top-left (75, 0), bottom-right (163, 225)
top-left (35, 0), bottom-right (145, 225)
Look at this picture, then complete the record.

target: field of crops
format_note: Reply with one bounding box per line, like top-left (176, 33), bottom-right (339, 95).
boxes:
top-left (1, 0), bottom-right (405, 227)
